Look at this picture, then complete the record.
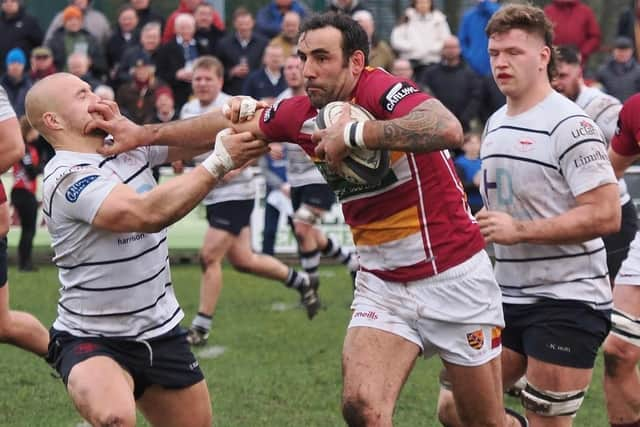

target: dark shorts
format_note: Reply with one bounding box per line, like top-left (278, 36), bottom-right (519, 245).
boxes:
top-left (502, 299), bottom-right (611, 369)
top-left (46, 326), bottom-right (204, 399)
top-left (205, 199), bottom-right (254, 236)
top-left (290, 184), bottom-right (336, 211)
top-left (0, 236), bottom-right (6, 287)
top-left (603, 200), bottom-right (638, 280)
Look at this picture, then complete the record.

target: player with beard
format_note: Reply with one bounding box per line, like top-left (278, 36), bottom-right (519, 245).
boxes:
top-left (85, 12), bottom-right (507, 426)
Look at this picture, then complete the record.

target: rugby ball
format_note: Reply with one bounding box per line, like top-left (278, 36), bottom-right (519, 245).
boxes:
top-left (316, 101), bottom-right (390, 185)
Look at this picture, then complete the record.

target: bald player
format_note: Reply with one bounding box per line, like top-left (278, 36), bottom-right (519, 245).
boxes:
top-left (0, 86), bottom-right (49, 357)
top-left (27, 73), bottom-right (267, 427)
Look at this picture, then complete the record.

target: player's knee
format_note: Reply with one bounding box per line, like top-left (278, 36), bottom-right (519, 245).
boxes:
top-left (520, 381), bottom-right (586, 418)
top-left (92, 409), bottom-right (136, 427)
top-left (436, 392), bottom-right (458, 427)
top-left (198, 252), bottom-right (221, 271)
top-left (341, 395), bottom-right (390, 427)
top-left (604, 341), bottom-right (638, 377)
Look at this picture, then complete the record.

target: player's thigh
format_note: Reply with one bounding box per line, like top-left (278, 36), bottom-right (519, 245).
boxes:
top-left (227, 226), bottom-right (253, 263)
top-left (526, 356), bottom-right (593, 392)
top-left (67, 355), bottom-right (136, 424)
top-left (501, 346), bottom-right (527, 389)
top-left (612, 284), bottom-right (640, 316)
top-left (0, 282), bottom-right (9, 323)
top-left (342, 326), bottom-right (420, 405)
top-left (137, 380), bottom-right (212, 427)
top-left (0, 201), bottom-right (8, 236)
top-left (442, 355), bottom-right (504, 422)
top-left (200, 226), bottom-right (235, 263)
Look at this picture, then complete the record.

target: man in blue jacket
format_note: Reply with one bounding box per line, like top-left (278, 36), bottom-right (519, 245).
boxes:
top-left (458, 0), bottom-right (500, 77)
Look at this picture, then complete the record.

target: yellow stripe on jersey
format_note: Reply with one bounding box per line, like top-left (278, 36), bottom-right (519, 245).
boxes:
top-left (351, 205), bottom-right (421, 246)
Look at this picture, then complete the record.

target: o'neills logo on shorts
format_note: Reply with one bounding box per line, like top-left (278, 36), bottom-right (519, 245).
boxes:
top-left (353, 310), bottom-right (378, 320)
top-left (466, 329), bottom-right (484, 350)
top-left (380, 82), bottom-right (418, 112)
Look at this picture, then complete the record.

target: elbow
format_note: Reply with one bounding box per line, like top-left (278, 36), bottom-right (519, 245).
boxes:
top-left (444, 119), bottom-right (464, 150)
top-left (597, 205), bottom-right (622, 236)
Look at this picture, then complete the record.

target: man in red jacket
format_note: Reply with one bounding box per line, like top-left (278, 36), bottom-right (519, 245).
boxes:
top-left (544, 0), bottom-right (601, 65)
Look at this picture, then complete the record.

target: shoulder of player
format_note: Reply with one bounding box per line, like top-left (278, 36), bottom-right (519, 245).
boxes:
top-left (547, 94), bottom-right (595, 135)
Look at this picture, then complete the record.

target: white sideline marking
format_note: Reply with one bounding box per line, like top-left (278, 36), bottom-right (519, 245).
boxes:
top-left (197, 345), bottom-right (227, 359)
top-left (271, 302), bottom-right (297, 312)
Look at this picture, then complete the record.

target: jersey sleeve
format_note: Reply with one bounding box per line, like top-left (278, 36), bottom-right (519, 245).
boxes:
top-left (51, 166), bottom-right (118, 224)
top-left (611, 99), bottom-right (640, 156)
top-left (0, 87), bottom-right (16, 122)
top-left (356, 70), bottom-right (430, 120)
top-left (140, 145), bottom-right (169, 168)
top-left (554, 116), bottom-right (617, 197)
top-left (259, 96), bottom-right (316, 143)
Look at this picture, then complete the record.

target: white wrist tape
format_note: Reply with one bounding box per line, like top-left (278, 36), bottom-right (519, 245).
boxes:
top-left (342, 121), bottom-right (367, 149)
top-left (221, 96), bottom-right (258, 121)
top-left (201, 128), bottom-right (235, 179)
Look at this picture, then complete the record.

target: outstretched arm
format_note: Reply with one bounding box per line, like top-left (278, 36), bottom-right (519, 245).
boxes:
top-left (92, 131), bottom-right (268, 233)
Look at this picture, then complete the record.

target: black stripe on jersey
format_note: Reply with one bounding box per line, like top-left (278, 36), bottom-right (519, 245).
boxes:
top-left (549, 114), bottom-right (590, 135)
top-left (58, 282), bottom-right (172, 317)
top-left (134, 306), bottom-right (182, 338)
top-left (480, 154), bottom-right (558, 170)
top-left (593, 102), bottom-right (620, 123)
top-left (611, 326), bottom-right (640, 341)
top-left (124, 162), bottom-right (150, 184)
top-left (558, 138), bottom-right (606, 163)
top-left (614, 309), bottom-right (640, 323)
top-left (42, 169), bottom-right (84, 217)
top-left (499, 272), bottom-right (609, 289)
top-left (485, 125), bottom-right (550, 136)
top-left (99, 155), bottom-right (118, 167)
top-left (56, 236), bottom-right (167, 269)
top-left (75, 257), bottom-right (169, 291)
top-left (495, 245), bottom-right (605, 262)
top-left (500, 294), bottom-right (613, 307)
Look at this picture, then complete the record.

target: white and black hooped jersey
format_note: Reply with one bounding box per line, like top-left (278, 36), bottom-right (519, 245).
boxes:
top-left (575, 85), bottom-right (629, 205)
top-left (481, 91), bottom-right (616, 309)
top-left (180, 94), bottom-right (257, 204)
top-left (43, 147), bottom-right (183, 339)
top-left (0, 86), bottom-right (16, 121)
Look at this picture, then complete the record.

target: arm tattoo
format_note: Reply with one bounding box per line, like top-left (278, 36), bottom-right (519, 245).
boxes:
top-left (371, 99), bottom-right (462, 152)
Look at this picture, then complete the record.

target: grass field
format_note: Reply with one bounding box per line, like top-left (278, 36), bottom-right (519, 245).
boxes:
top-left (0, 264), bottom-right (612, 426)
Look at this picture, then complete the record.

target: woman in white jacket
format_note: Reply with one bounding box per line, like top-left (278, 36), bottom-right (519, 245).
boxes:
top-left (390, 0), bottom-right (451, 77)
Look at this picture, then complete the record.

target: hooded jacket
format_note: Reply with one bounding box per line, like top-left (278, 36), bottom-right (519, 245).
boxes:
top-left (391, 8), bottom-right (451, 66)
top-left (458, 0), bottom-right (500, 77)
top-left (544, 0), bottom-right (601, 63)
top-left (0, 6), bottom-right (43, 71)
top-left (44, 0), bottom-right (112, 48)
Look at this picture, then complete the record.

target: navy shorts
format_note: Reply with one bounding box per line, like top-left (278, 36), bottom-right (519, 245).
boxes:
top-left (206, 199), bottom-right (254, 236)
top-left (46, 326), bottom-right (204, 399)
top-left (0, 236), bottom-right (6, 287)
top-left (502, 299), bottom-right (611, 369)
top-left (290, 184), bottom-right (336, 211)
top-left (603, 200), bottom-right (638, 280)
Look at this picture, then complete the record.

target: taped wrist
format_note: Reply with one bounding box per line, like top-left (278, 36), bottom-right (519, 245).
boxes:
top-left (342, 121), bottom-right (366, 149)
top-left (201, 129), bottom-right (235, 179)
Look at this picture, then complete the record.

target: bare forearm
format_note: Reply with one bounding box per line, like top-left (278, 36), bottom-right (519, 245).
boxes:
top-left (0, 117), bottom-right (25, 173)
top-left (143, 110), bottom-right (231, 149)
top-left (364, 99), bottom-right (463, 152)
top-left (516, 201), bottom-right (620, 245)
top-left (140, 166), bottom-right (217, 232)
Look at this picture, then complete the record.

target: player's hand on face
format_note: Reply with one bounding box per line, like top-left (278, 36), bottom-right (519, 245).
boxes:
top-left (223, 96), bottom-right (270, 123)
top-left (220, 130), bottom-right (269, 169)
top-left (86, 99), bottom-right (143, 156)
top-left (476, 209), bottom-right (522, 245)
top-left (312, 104), bottom-right (351, 171)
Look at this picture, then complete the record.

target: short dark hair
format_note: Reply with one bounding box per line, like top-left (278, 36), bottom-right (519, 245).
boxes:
top-left (233, 6), bottom-right (252, 22)
top-left (193, 55), bottom-right (224, 78)
top-left (299, 12), bottom-right (369, 67)
top-left (556, 45), bottom-right (581, 66)
top-left (486, 4), bottom-right (557, 81)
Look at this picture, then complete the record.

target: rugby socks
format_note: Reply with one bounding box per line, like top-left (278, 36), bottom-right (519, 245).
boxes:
top-left (611, 421), bottom-right (640, 427)
top-left (285, 268), bottom-right (307, 290)
top-left (192, 312), bottom-right (213, 332)
top-left (321, 237), bottom-right (351, 264)
top-left (300, 249), bottom-right (321, 280)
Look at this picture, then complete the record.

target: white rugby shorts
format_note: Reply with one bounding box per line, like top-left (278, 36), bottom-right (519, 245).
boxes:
top-left (348, 250), bottom-right (504, 367)
top-left (616, 231), bottom-right (640, 286)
